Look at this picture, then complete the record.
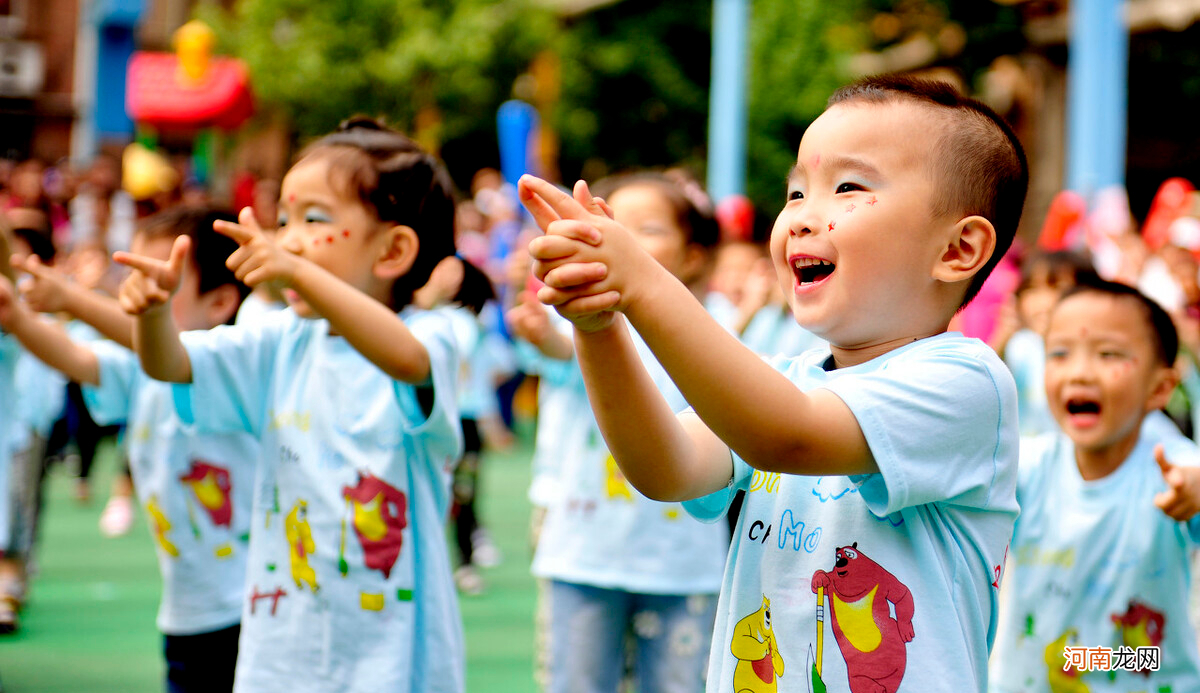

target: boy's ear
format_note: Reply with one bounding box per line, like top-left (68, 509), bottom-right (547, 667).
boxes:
top-left (202, 284), bottom-right (241, 327)
top-left (374, 224), bottom-right (419, 281)
top-left (680, 244), bottom-right (710, 287)
top-left (931, 215), bottom-right (996, 284)
top-left (1146, 365), bottom-right (1180, 412)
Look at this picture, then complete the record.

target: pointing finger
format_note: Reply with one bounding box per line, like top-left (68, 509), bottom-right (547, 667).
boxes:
top-left (1155, 444), bottom-right (1173, 478)
top-left (520, 175), bottom-right (593, 223)
top-left (213, 219), bottom-right (255, 245)
top-left (113, 250), bottom-right (169, 276)
top-left (167, 235), bottom-right (191, 276)
top-left (573, 180), bottom-right (607, 220)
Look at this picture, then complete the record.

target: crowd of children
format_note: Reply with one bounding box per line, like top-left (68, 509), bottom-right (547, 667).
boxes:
top-left (2, 74), bottom-right (1200, 693)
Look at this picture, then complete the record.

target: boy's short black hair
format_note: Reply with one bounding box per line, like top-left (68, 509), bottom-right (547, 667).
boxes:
top-left (828, 75), bottom-right (1029, 308)
top-left (138, 207), bottom-right (251, 320)
top-left (1055, 279), bottom-right (1178, 367)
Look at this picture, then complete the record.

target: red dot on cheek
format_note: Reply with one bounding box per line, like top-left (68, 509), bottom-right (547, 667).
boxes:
top-left (312, 239), bottom-right (320, 247)
top-left (342, 230), bottom-right (350, 238)
top-left (326, 236), bottom-right (334, 244)
top-left (288, 194), bottom-right (296, 203)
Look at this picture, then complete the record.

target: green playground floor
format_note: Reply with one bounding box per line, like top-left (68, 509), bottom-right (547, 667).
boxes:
top-left (0, 435), bottom-right (539, 693)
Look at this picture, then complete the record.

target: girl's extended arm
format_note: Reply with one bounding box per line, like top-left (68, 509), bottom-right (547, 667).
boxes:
top-left (215, 209), bottom-right (430, 384)
top-left (113, 237), bottom-right (194, 383)
top-left (0, 277), bottom-right (99, 384)
top-left (288, 260), bottom-right (431, 383)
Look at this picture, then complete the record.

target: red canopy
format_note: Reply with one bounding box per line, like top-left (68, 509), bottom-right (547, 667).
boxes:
top-left (126, 51), bottom-right (254, 130)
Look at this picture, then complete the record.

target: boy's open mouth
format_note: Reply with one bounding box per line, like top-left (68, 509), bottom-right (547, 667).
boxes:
top-left (1064, 398), bottom-right (1102, 428)
top-left (1065, 399), bottom-right (1100, 415)
top-left (792, 257), bottom-right (835, 286)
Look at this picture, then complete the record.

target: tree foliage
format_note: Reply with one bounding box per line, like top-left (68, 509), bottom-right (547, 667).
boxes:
top-left (200, 0), bottom-right (559, 155)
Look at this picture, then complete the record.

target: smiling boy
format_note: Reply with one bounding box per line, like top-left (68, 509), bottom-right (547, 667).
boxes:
top-left (519, 76), bottom-right (1027, 692)
top-left (990, 280), bottom-right (1200, 692)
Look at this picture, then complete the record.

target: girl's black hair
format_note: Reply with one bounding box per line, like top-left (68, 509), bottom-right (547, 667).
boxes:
top-left (452, 258), bottom-right (496, 316)
top-left (298, 117), bottom-right (456, 310)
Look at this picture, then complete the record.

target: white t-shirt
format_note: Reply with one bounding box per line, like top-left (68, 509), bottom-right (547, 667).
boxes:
top-left (0, 335), bottom-right (19, 551)
top-left (1003, 328), bottom-right (1056, 437)
top-left (83, 340), bottom-right (258, 635)
top-left (740, 304), bottom-right (824, 359)
top-left (989, 423), bottom-right (1200, 693)
top-left (173, 307), bottom-right (464, 693)
top-left (684, 333), bottom-right (1019, 693)
top-left (530, 315), bottom-right (729, 595)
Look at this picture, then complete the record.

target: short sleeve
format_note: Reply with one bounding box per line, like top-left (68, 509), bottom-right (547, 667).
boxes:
top-left (822, 342), bottom-right (1017, 516)
top-left (399, 309), bottom-right (463, 462)
top-left (81, 340), bottom-right (139, 426)
top-left (174, 318), bottom-right (286, 435)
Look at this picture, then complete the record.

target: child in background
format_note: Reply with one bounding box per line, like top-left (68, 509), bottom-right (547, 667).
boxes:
top-left (989, 251), bottom-right (1097, 437)
top-left (0, 227), bottom-right (21, 632)
top-left (509, 172), bottom-right (728, 693)
top-left (521, 76), bottom-right (1027, 692)
top-left (1, 224), bottom-right (65, 632)
top-left (990, 280), bottom-right (1200, 692)
top-left (413, 255), bottom-right (499, 595)
top-left (0, 207), bottom-right (256, 691)
top-left (117, 118), bottom-right (467, 693)
top-left (730, 247), bottom-right (824, 359)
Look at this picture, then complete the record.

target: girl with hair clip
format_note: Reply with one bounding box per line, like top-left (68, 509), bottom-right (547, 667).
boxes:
top-left (508, 171), bottom-right (728, 693)
top-left (115, 117), bottom-right (468, 693)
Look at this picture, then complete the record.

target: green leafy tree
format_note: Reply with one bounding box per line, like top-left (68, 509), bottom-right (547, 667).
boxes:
top-left (200, 0), bottom-right (559, 181)
top-left (745, 0), bottom-right (868, 214)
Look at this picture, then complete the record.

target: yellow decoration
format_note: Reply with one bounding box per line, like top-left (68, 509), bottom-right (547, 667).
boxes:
top-left (122, 143), bottom-right (178, 201)
top-left (214, 543), bottom-right (233, 559)
top-left (360, 592), bottom-right (385, 611)
top-left (174, 19), bottom-right (215, 84)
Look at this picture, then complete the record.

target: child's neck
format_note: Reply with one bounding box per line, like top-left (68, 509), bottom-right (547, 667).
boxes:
top-left (1073, 432), bottom-right (1139, 481)
top-left (829, 328), bottom-right (945, 368)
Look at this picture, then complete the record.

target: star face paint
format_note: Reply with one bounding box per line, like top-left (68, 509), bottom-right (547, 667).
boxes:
top-left (845, 204), bottom-right (856, 213)
top-left (866, 196), bottom-right (878, 206)
top-left (827, 221), bottom-right (836, 232)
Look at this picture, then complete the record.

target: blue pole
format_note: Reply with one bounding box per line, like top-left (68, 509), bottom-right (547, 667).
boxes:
top-left (1065, 0), bottom-right (1127, 201)
top-left (707, 0), bottom-right (749, 203)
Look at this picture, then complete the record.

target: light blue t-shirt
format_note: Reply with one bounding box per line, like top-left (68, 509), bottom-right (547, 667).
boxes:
top-left (82, 340), bottom-right (258, 635)
top-left (529, 316), bottom-right (730, 595)
top-left (684, 333), bottom-right (1019, 693)
top-left (740, 304), bottom-right (824, 359)
top-left (989, 424), bottom-right (1200, 693)
top-left (173, 307), bottom-right (464, 693)
top-left (1003, 328), bottom-right (1056, 437)
top-left (0, 334), bottom-right (19, 552)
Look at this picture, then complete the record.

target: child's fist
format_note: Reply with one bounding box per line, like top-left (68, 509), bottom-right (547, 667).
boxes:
top-left (506, 291), bottom-right (552, 345)
top-left (1154, 444), bottom-right (1200, 522)
top-left (215, 207), bottom-right (299, 288)
top-left (13, 254), bottom-right (70, 314)
top-left (113, 235), bottom-right (190, 315)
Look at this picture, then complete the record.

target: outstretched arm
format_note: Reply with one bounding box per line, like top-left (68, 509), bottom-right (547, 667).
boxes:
top-left (522, 175), bottom-right (875, 484)
top-left (214, 208), bottom-right (431, 383)
top-left (1155, 444), bottom-right (1200, 522)
top-left (113, 236), bottom-right (193, 383)
top-left (14, 255), bottom-right (135, 349)
top-left (0, 275), bottom-right (99, 384)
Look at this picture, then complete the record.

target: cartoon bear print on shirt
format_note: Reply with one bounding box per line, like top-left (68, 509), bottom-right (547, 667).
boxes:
top-left (1111, 600), bottom-right (1165, 677)
top-left (731, 595), bottom-right (785, 693)
top-left (285, 499), bottom-right (319, 593)
top-left (811, 543), bottom-right (914, 693)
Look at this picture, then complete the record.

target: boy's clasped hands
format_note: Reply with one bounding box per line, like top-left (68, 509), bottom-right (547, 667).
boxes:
top-left (521, 175), bottom-right (657, 333)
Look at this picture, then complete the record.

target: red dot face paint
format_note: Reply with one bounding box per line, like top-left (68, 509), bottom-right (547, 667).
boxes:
top-left (326, 235), bottom-right (334, 244)
top-left (288, 194), bottom-right (296, 203)
top-left (312, 239), bottom-right (320, 247)
top-left (342, 230), bottom-right (350, 238)
top-left (810, 154), bottom-right (821, 169)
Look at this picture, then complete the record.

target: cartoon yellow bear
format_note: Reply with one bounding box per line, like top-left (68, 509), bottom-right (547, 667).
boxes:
top-left (285, 499), bottom-right (319, 593)
top-left (731, 595), bottom-right (784, 693)
top-left (1045, 629), bottom-right (1090, 693)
